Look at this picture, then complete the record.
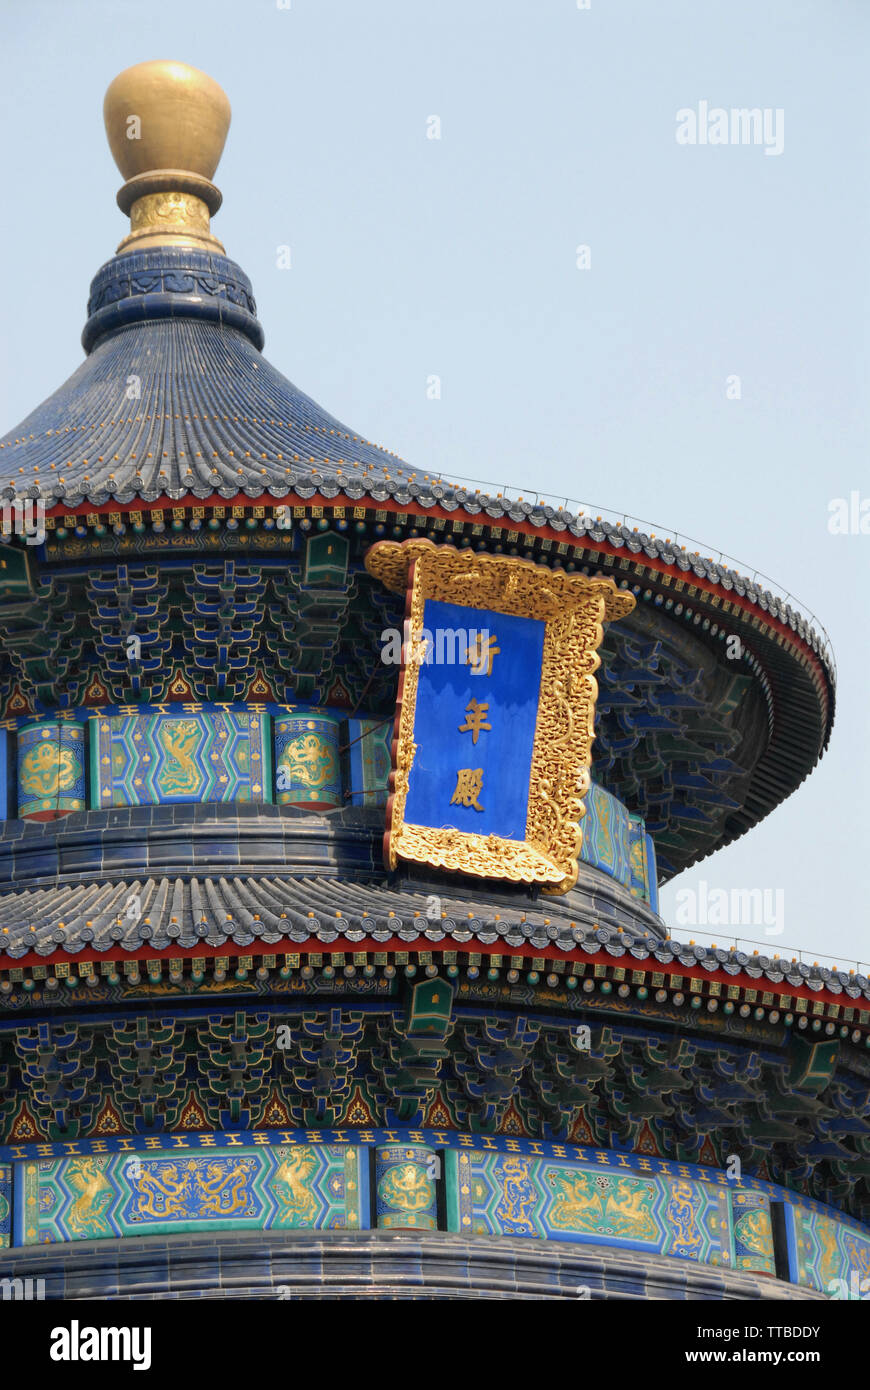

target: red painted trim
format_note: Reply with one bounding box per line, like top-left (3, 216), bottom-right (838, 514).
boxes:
top-left (0, 935), bottom-right (859, 1014)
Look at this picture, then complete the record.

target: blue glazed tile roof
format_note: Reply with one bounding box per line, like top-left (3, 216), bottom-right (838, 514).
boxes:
top-left (0, 249), bottom-right (418, 504)
top-left (0, 870), bottom-right (865, 1005)
top-left (0, 872), bottom-right (663, 960)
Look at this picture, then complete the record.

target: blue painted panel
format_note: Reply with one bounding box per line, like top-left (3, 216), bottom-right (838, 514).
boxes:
top-left (403, 599), bottom-right (545, 840)
top-left (782, 1202), bottom-right (800, 1285)
top-left (344, 717), bottom-right (391, 806)
top-left (0, 729), bottom-right (11, 820)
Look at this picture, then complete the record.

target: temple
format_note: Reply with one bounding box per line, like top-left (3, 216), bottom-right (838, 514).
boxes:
top-left (0, 61), bottom-right (861, 1301)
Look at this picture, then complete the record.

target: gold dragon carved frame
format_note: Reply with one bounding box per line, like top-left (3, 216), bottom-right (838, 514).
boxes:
top-left (365, 539), bottom-right (635, 895)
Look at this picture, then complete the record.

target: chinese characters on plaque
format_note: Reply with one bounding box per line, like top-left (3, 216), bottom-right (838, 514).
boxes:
top-left (365, 540), bottom-right (635, 894)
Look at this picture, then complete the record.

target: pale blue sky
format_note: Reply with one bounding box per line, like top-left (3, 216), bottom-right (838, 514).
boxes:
top-left (1, 0), bottom-right (867, 965)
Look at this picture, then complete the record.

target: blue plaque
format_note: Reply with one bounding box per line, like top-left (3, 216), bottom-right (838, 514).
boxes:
top-left (403, 599), bottom-right (545, 839)
top-left (366, 539), bottom-right (635, 892)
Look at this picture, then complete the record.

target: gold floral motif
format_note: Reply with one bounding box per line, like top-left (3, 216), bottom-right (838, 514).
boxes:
top-left (365, 540), bottom-right (633, 623)
top-left (365, 540), bottom-right (635, 894)
top-left (392, 826), bottom-right (564, 884)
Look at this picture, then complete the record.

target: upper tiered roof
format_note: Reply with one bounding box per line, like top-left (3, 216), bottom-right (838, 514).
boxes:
top-left (0, 60), bottom-right (835, 878)
top-left (1, 245), bottom-right (418, 501)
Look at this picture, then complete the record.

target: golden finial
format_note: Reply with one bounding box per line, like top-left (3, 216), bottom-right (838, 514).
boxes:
top-left (103, 59), bottom-right (231, 255)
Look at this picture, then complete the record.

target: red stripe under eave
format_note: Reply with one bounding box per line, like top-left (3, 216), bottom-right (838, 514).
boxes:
top-left (0, 934), bottom-right (858, 1014)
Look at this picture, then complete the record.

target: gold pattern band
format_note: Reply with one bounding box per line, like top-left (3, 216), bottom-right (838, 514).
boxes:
top-left (118, 191), bottom-right (224, 254)
top-left (365, 540), bottom-right (635, 895)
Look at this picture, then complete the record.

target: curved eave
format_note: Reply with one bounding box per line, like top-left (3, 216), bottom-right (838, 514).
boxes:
top-left (19, 487), bottom-right (832, 694)
top-left (7, 484), bottom-right (833, 874)
top-left (2, 483), bottom-right (833, 697)
top-left (0, 874), bottom-right (864, 1014)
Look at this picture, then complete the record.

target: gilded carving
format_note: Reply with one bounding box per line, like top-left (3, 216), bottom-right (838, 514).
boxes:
top-left (365, 539), bottom-right (635, 894)
top-left (129, 191), bottom-right (211, 236)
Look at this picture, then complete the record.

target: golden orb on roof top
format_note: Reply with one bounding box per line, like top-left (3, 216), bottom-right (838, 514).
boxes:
top-left (103, 60), bottom-right (231, 256)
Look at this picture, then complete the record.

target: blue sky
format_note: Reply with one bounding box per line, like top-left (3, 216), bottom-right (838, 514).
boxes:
top-left (1, 0), bottom-right (867, 966)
